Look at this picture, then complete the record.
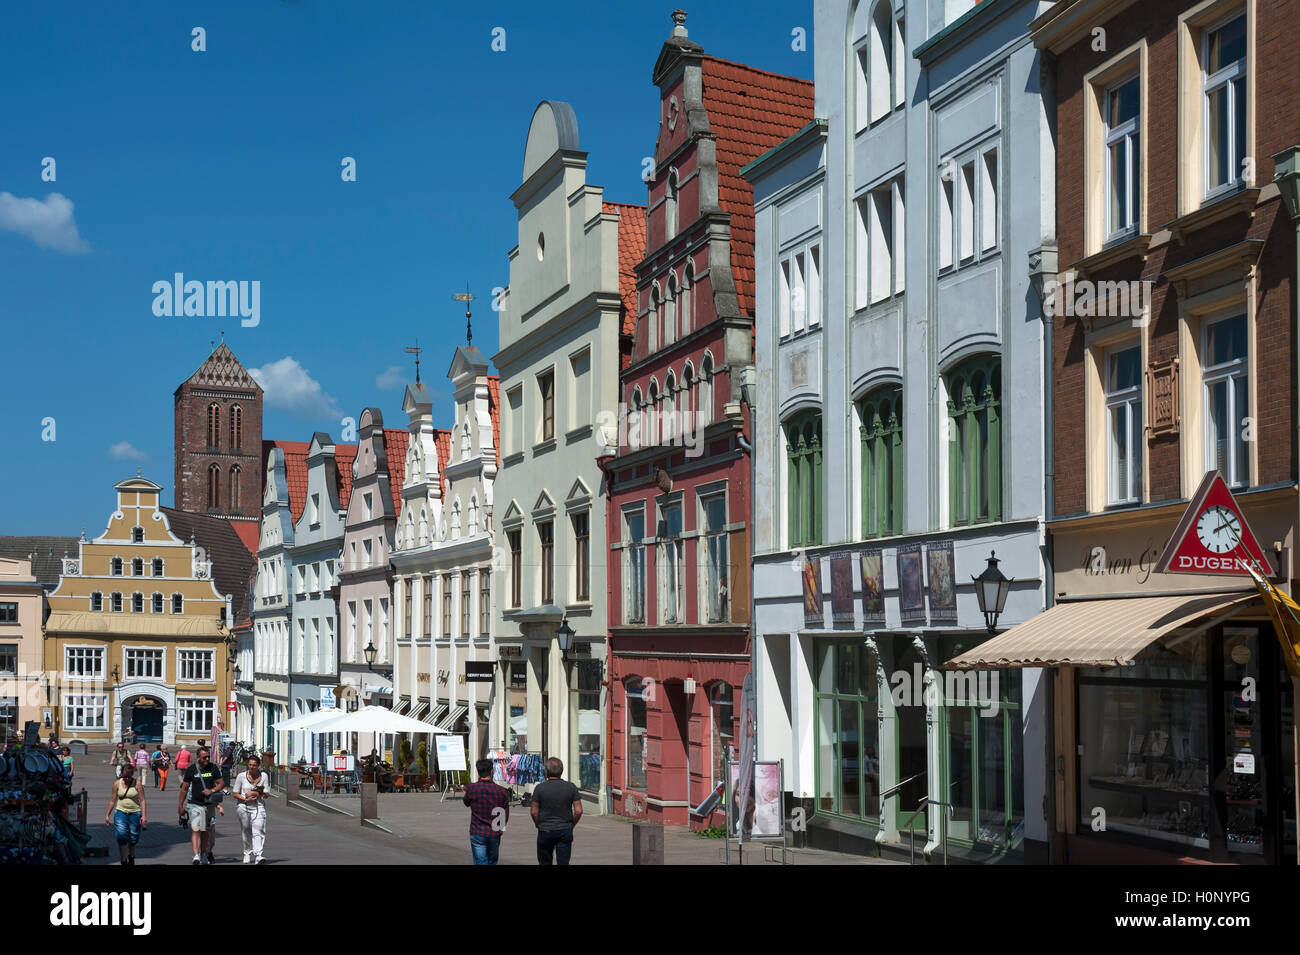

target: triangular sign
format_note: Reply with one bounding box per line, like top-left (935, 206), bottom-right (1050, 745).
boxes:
top-left (1154, 470), bottom-right (1277, 577)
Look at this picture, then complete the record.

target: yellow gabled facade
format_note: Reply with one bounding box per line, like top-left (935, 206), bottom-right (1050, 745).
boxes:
top-left (45, 477), bottom-right (233, 744)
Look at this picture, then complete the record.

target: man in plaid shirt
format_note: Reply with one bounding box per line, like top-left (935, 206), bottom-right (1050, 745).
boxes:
top-left (463, 758), bottom-right (511, 865)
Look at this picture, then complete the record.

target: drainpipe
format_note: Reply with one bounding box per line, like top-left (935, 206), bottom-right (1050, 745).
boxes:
top-left (1271, 145), bottom-right (1300, 865)
top-left (739, 365), bottom-right (758, 773)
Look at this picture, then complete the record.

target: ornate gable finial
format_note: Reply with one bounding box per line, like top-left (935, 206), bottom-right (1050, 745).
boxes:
top-left (406, 339), bottom-right (422, 384)
top-left (671, 8), bottom-right (688, 37)
top-left (454, 285), bottom-right (475, 346)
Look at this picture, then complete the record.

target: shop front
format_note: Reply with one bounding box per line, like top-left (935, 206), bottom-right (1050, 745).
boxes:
top-left (950, 486), bottom-right (1299, 864)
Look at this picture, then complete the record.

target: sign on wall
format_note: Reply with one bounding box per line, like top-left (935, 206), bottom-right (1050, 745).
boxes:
top-left (802, 557), bottom-right (823, 628)
top-left (1154, 471), bottom-right (1276, 578)
top-left (465, 661), bottom-right (494, 683)
top-left (925, 541), bottom-right (958, 625)
top-left (897, 544), bottom-right (925, 625)
top-left (859, 549), bottom-right (885, 625)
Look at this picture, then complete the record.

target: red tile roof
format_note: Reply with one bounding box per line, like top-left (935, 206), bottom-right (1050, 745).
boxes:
top-left (262, 440), bottom-right (311, 524)
top-left (433, 429), bottom-right (452, 501)
top-left (486, 376), bottom-right (501, 468)
top-left (227, 520), bottom-right (260, 555)
top-left (382, 428), bottom-right (410, 513)
top-left (605, 201), bottom-right (647, 340)
top-left (699, 56), bottom-right (814, 317)
top-left (334, 444), bottom-right (358, 511)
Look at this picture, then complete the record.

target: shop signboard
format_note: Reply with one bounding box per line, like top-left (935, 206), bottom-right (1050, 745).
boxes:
top-left (1154, 470), bottom-right (1276, 578)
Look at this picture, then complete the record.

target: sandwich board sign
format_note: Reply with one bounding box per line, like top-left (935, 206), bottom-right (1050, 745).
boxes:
top-left (435, 735), bottom-right (467, 772)
top-left (1154, 470), bottom-right (1276, 578)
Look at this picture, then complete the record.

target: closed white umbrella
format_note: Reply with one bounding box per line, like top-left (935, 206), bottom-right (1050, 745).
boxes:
top-left (304, 704), bottom-right (451, 735)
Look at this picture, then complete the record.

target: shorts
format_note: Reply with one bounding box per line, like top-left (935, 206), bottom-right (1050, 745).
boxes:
top-left (113, 810), bottom-right (142, 846)
top-left (187, 803), bottom-right (216, 831)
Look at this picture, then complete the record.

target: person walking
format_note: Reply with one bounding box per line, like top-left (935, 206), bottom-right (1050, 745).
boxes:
top-left (59, 746), bottom-right (74, 780)
top-left (132, 743), bottom-right (150, 782)
top-left (231, 755), bottom-right (272, 864)
top-left (174, 743), bottom-right (192, 776)
top-left (106, 741), bottom-right (130, 779)
top-left (529, 757), bottom-right (582, 866)
top-left (149, 745), bottom-right (163, 788)
top-left (105, 764), bottom-right (147, 865)
top-left (155, 746), bottom-right (171, 791)
top-left (463, 757), bottom-right (510, 865)
top-left (177, 746), bottom-right (225, 865)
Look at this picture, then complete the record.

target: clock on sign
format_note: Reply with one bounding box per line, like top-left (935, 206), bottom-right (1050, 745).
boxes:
top-left (1154, 471), bottom-right (1276, 577)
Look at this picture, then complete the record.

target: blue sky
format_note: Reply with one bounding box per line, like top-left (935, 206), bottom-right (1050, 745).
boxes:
top-left (0, 1), bottom-right (812, 535)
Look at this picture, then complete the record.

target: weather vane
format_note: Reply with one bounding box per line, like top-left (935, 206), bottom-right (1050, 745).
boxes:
top-left (454, 284), bottom-right (475, 346)
top-left (405, 339), bottom-right (422, 384)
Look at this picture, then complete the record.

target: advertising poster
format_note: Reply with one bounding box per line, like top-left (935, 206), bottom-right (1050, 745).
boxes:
top-left (830, 554), bottom-right (855, 624)
top-left (728, 761), bottom-right (781, 839)
top-left (897, 544), bottom-right (926, 625)
top-left (925, 540), bottom-right (958, 624)
top-left (803, 557), bottom-right (824, 628)
top-left (859, 548), bottom-right (885, 625)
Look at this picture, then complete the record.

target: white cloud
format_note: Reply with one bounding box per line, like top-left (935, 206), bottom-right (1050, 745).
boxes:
top-left (0, 192), bottom-right (90, 254)
top-left (375, 365), bottom-right (407, 391)
top-left (249, 356), bottom-right (343, 420)
top-left (108, 441), bottom-right (148, 462)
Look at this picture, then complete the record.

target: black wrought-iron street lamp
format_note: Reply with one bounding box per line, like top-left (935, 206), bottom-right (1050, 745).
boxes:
top-left (973, 551), bottom-right (1013, 634)
top-left (556, 617), bottom-right (576, 661)
top-left (233, 664), bottom-right (242, 683)
top-left (363, 641), bottom-right (378, 671)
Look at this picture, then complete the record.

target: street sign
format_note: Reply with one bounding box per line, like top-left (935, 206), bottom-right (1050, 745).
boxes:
top-left (1155, 470), bottom-right (1276, 577)
top-left (226, 701), bottom-right (237, 711)
top-left (329, 754), bottom-right (354, 772)
top-left (320, 686), bottom-right (336, 709)
top-left (465, 661), bottom-right (494, 683)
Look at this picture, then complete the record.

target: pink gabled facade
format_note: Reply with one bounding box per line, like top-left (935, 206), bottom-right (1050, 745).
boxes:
top-left (603, 12), bottom-right (814, 827)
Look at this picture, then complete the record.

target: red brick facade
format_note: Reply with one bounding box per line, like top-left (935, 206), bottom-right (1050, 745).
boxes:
top-left (1046, 0), bottom-right (1298, 517)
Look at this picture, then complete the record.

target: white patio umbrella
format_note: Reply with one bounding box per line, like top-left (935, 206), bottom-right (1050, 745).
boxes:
top-left (272, 708), bottom-right (343, 732)
top-left (303, 704), bottom-right (452, 736)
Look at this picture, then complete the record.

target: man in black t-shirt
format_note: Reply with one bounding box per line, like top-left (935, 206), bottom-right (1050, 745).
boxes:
top-left (177, 746), bottom-right (225, 865)
top-left (529, 757), bottom-right (583, 865)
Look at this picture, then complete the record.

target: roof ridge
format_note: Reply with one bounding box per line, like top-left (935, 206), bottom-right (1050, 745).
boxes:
top-left (700, 54), bottom-right (815, 88)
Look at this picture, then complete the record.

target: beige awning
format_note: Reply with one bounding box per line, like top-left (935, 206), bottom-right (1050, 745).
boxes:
top-left (44, 611), bottom-right (224, 638)
top-left (945, 592), bottom-right (1258, 670)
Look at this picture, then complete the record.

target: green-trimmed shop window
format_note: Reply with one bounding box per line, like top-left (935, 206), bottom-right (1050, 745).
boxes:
top-left (859, 388), bottom-right (902, 538)
top-left (946, 356), bottom-right (1001, 526)
top-left (785, 411), bottom-right (823, 547)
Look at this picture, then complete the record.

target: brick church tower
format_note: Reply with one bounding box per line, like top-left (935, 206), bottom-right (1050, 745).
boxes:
top-left (173, 343), bottom-right (264, 530)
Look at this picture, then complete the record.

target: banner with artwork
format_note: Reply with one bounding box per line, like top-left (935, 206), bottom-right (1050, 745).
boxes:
top-left (859, 548), bottom-right (885, 625)
top-left (830, 554), bottom-right (855, 624)
top-left (803, 557), bottom-right (824, 628)
top-left (925, 540), bottom-right (958, 624)
top-left (897, 544), bottom-right (926, 625)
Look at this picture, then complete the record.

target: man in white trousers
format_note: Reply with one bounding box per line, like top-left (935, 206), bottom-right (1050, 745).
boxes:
top-left (231, 754), bottom-right (272, 864)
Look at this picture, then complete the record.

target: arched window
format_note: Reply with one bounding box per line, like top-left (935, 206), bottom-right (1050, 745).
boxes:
top-left (111, 592), bottom-right (123, 613)
top-left (680, 363), bottom-right (694, 426)
top-left (946, 355), bottom-right (1002, 526)
top-left (230, 466), bottom-right (242, 510)
top-left (152, 557), bottom-right (163, 577)
top-left (650, 284), bottom-right (662, 353)
top-left (860, 387), bottom-right (903, 538)
top-left (468, 496), bottom-right (479, 535)
top-left (869, 0), bottom-right (894, 123)
top-left (208, 464), bottom-right (221, 509)
top-left (131, 557), bottom-right (143, 577)
top-left (709, 683), bottom-right (734, 793)
top-left (418, 506), bottom-right (428, 545)
top-left (665, 168), bottom-right (679, 242)
top-left (131, 592), bottom-right (143, 613)
top-left (451, 499), bottom-right (462, 540)
top-left (665, 272), bottom-right (679, 347)
top-left (131, 526), bottom-right (144, 543)
top-left (90, 591), bottom-right (103, 612)
top-left (625, 678), bottom-right (648, 791)
top-left (785, 411), bottom-right (823, 547)
top-left (230, 404), bottom-right (242, 450)
top-left (648, 380), bottom-right (660, 446)
top-left (110, 557), bottom-right (123, 576)
top-left (171, 593), bottom-right (184, 614)
top-left (681, 262), bottom-right (695, 335)
top-left (663, 372), bottom-right (677, 443)
top-left (700, 354), bottom-right (715, 427)
top-left (405, 512), bottom-right (415, 549)
top-left (630, 387), bottom-right (644, 450)
top-left (208, 403), bottom-right (221, 448)
top-left (152, 592), bottom-right (163, 614)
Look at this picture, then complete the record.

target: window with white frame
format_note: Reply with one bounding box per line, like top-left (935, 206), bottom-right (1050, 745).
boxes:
top-left (378, 598), bottom-right (389, 657)
top-left (700, 493), bottom-right (729, 623)
top-left (856, 177), bottom-right (905, 309)
top-left (152, 558), bottom-right (164, 577)
top-left (151, 593), bottom-right (163, 614)
top-left (939, 146), bottom-right (998, 272)
top-left (658, 501), bottom-right (684, 624)
top-left (866, 0), bottom-right (904, 124)
top-left (1202, 13), bottom-right (1248, 198)
top-left (132, 557), bottom-right (143, 576)
top-left (125, 648), bottom-right (164, 680)
top-left (111, 592), bottom-right (123, 613)
top-left (348, 601), bottom-right (357, 661)
top-left (626, 678), bottom-right (648, 790)
top-left (171, 593), bottom-right (183, 614)
top-left (110, 557), bottom-right (123, 576)
top-left (1203, 313), bottom-right (1249, 487)
top-left (64, 694), bottom-right (106, 730)
top-left (1106, 345), bottom-right (1144, 505)
top-left (507, 386), bottom-right (523, 456)
top-left (178, 697), bottom-right (216, 733)
top-left (570, 348), bottom-right (591, 433)
top-left (131, 592), bottom-right (143, 613)
top-left (364, 598), bottom-right (374, 655)
top-left (310, 493), bottom-right (320, 525)
top-left (0, 645), bottom-right (17, 675)
top-left (178, 649), bottom-right (214, 683)
top-left (624, 508), bottom-right (646, 624)
top-left (90, 591), bottom-right (103, 612)
top-left (1104, 75), bottom-right (1141, 239)
top-left (65, 646), bottom-right (104, 679)
top-left (779, 242), bottom-right (820, 337)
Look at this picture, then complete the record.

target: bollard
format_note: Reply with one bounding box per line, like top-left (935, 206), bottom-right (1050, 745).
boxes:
top-left (359, 782), bottom-right (378, 823)
top-left (632, 821), bottom-right (665, 865)
top-left (286, 773), bottom-right (300, 802)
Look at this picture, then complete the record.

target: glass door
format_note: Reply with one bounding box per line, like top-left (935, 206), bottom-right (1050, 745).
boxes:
top-left (894, 637), bottom-right (928, 832)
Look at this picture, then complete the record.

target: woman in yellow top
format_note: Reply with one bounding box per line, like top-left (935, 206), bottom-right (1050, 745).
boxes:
top-left (105, 764), bottom-right (148, 865)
